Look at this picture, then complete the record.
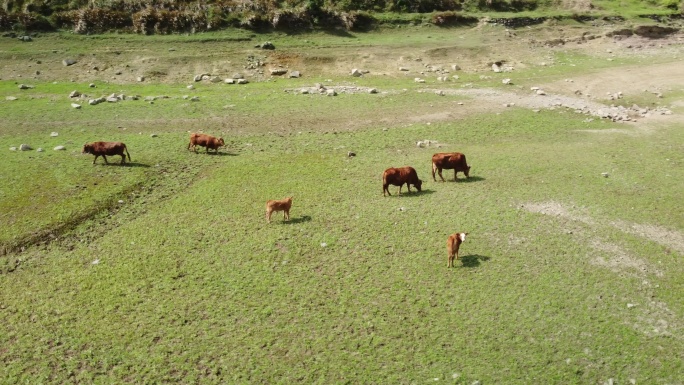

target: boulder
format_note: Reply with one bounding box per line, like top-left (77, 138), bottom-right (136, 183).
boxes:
top-left (62, 59), bottom-right (77, 66)
top-left (270, 68), bottom-right (288, 76)
top-left (368, 88), bottom-right (378, 94)
top-left (136, 76), bottom-right (145, 82)
top-left (326, 89), bottom-right (337, 96)
top-left (224, 79), bottom-right (235, 84)
top-left (210, 76), bottom-right (222, 83)
top-left (54, 145), bottom-right (66, 151)
top-left (19, 144), bottom-right (32, 151)
top-left (69, 90), bottom-right (81, 98)
top-left (50, 132), bottom-right (59, 137)
top-left (351, 68), bottom-right (362, 77)
top-left (232, 73), bottom-right (244, 79)
top-left (18, 84), bottom-right (34, 89)
top-left (236, 79), bottom-right (248, 84)
top-left (89, 83), bottom-right (96, 88)
top-left (6, 96), bottom-right (18, 101)
top-left (451, 64), bottom-right (461, 71)
top-left (71, 103), bottom-right (82, 109)
top-left (289, 71), bottom-right (301, 78)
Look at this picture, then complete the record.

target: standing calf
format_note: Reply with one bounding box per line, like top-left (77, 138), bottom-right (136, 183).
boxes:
top-left (447, 232), bottom-right (468, 268)
top-left (82, 141), bottom-right (131, 165)
top-left (432, 152), bottom-right (470, 182)
top-left (266, 197), bottom-right (293, 223)
top-left (188, 133), bottom-right (225, 154)
top-left (382, 166), bottom-right (423, 196)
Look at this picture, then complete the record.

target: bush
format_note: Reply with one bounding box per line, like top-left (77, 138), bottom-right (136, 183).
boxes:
top-left (132, 8), bottom-right (208, 34)
top-left (73, 8), bottom-right (130, 34)
top-left (12, 12), bottom-right (54, 30)
top-left (432, 11), bottom-right (478, 25)
top-left (271, 8), bottom-right (312, 29)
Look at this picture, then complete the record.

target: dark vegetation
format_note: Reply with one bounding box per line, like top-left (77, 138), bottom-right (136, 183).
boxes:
top-left (0, 0), bottom-right (682, 34)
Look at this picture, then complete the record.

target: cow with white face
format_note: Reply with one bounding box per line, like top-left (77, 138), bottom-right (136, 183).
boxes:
top-left (446, 232), bottom-right (468, 268)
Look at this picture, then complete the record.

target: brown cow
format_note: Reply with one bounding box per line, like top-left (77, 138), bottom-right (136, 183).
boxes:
top-left (82, 141), bottom-right (131, 165)
top-left (266, 196), bottom-right (293, 223)
top-left (447, 232), bottom-right (468, 268)
top-left (188, 133), bottom-right (225, 154)
top-left (382, 166), bottom-right (423, 196)
top-left (432, 152), bottom-right (470, 182)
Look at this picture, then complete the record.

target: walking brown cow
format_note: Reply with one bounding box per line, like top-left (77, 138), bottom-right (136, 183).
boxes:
top-left (432, 152), bottom-right (470, 182)
top-left (382, 166), bottom-right (423, 196)
top-left (82, 141), bottom-right (131, 165)
top-left (188, 133), bottom-right (225, 154)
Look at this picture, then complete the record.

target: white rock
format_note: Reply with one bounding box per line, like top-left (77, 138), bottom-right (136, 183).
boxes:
top-left (89, 83), bottom-right (96, 88)
top-left (502, 78), bottom-right (512, 84)
top-left (351, 68), bottom-right (362, 77)
top-left (92, 259), bottom-right (100, 265)
top-left (9, 147), bottom-right (17, 151)
top-left (320, 242), bottom-right (327, 247)
top-left (187, 85), bottom-right (194, 89)
top-left (6, 96), bottom-right (18, 101)
top-left (451, 64), bottom-right (461, 71)
top-left (368, 88), bottom-right (378, 94)
top-left (37, 148), bottom-right (44, 152)
top-left (224, 79), bottom-right (235, 84)
top-left (150, 133), bottom-right (158, 138)
top-left (326, 89), bottom-right (337, 96)
top-left (536, 90), bottom-right (546, 95)
top-left (414, 78), bottom-right (425, 83)
top-left (54, 145), bottom-right (66, 151)
top-left (399, 67), bottom-right (409, 71)
top-left (19, 144), bottom-right (32, 151)
top-left (50, 132), bottom-right (58, 137)
top-left (71, 103), bottom-right (82, 109)
top-left (236, 79), bottom-right (248, 84)
top-left (136, 76), bottom-right (145, 82)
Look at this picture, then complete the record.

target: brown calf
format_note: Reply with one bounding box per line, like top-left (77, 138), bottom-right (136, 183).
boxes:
top-left (382, 166), bottom-right (423, 196)
top-left (82, 141), bottom-right (131, 165)
top-left (188, 133), bottom-right (225, 153)
top-left (266, 197), bottom-right (293, 223)
top-left (432, 152), bottom-right (470, 182)
top-left (447, 232), bottom-right (468, 268)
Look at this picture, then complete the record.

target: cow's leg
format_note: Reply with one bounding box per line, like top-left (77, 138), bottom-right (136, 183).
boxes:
top-left (284, 209), bottom-right (289, 221)
top-left (454, 170), bottom-right (458, 181)
top-left (266, 209), bottom-right (272, 223)
top-left (102, 155), bottom-right (109, 164)
top-left (383, 184), bottom-right (390, 196)
top-left (92, 155), bottom-right (98, 165)
top-left (438, 168), bottom-right (446, 182)
top-left (120, 154), bottom-right (126, 164)
top-left (407, 183), bottom-right (412, 193)
top-left (398, 184), bottom-right (402, 195)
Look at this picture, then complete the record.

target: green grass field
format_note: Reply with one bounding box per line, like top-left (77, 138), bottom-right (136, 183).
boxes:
top-left (1, 26), bottom-right (683, 384)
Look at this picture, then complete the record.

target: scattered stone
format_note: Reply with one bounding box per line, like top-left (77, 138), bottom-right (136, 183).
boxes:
top-left (435, 90), bottom-right (444, 96)
top-left (399, 67), bottom-right (409, 71)
top-left (187, 85), bottom-right (194, 89)
top-left (224, 78), bottom-right (235, 84)
top-left (536, 89), bottom-right (546, 95)
top-left (150, 133), bottom-right (158, 138)
top-left (256, 41), bottom-right (275, 50)
top-left (53, 145), bottom-right (66, 151)
top-left (502, 78), bottom-right (512, 85)
top-left (601, 172), bottom-right (609, 178)
top-left (270, 68), bottom-right (288, 76)
top-left (190, 96), bottom-right (200, 102)
top-left (19, 144), bottom-right (32, 151)
top-left (9, 147), bottom-right (17, 151)
top-left (347, 151), bottom-right (356, 157)
top-left (136, 76), bottom-right (145, 82)
top-left (368, 88), bottom-right (378, 94)
top-left (326, 89), bottom-right (337, 96)
top-left (89, 83), bottom-right (96, 88)
top-left (414, 78), bottom-right (425, 83)
top-left (232, 73), bottom-right (244, 79)
top-left (18, 84), bottom-right (34, 90)
top-left (194, 73), bottom-right (210, 82)
top-left (451, 64), bottom-right (461, 71)
top-left (236, 79), bottom-right (248, 84)
top-left (627, 303), bottom-right (635, 308)
top-left (62, 59), bottom-right (76, 66)
top-left (6, 96), bottom-right (18, 101)
top-left (289, 71), bottom-right (300, 78)
top-left (492, 63), bottom-right (502, 72)
top-left (71, 103), bottom-right (82, 109)
top-left (69, 90), bottom-right (81, 98)
top-left (19, 35), bottom-right (32, 42)
top-left (92, 259), bottom-right (100, 265)
top-left (50, 132), bottom-right (58, 137)
top-left (106, 97), bottom-right (118, 103)
top-left (210, 76), bottom-right (222, 83)
top-left (351, 68), bottom-right (362, 77)
top-left (320, 242), bottom-right (327, 248)
top-left (37, 148), bottom-right (44, 152)
top-left (115, 70), bottom-right (122, 75)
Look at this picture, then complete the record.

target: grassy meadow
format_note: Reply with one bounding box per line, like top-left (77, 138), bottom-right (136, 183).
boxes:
top-left (1, 26), bottom-right (683, 384)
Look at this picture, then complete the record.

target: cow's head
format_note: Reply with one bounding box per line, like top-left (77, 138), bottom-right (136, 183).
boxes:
top-left (218, 137), bottom-right (225, 147)
top-left (465, 165), bottom-right (471, 178)
top-left (414, 179), bottom-right (423, 192)
top-left (82, 143), bottom-right (92, 154)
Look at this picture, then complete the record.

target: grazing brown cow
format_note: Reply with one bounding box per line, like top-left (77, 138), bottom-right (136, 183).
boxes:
top-left (266, 197), bottom-right (293, 223)
top-left (188, 133), bottom-right (225, 154)
top-left (447, 232), bottom-right (468, 268)
top-left (432, 152), bottom-right (470, 182)
top-left (382, 166), bottom-right (423, 197)
top-left (82, 141), bottom-right (131, 165)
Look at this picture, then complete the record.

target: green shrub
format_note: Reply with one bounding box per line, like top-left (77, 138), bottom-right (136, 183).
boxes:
top-left (73, 8), bottom-right (131, 34)
top-left (271, 8), bottom-right (312, 29)
top-left (432, 10), bottom-right (478, 25)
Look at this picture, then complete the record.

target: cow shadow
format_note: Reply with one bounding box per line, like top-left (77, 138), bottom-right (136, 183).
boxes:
top-left (438, 176), bottom-right (486, 183)
top-left (388, 189), bottom-right (436, 198)
top-left (281, 215), bottom-right (312, 224)
top-left (459, 254), bottom-right (491, 268)
top-left (192, 151), bottom-right (238, 156)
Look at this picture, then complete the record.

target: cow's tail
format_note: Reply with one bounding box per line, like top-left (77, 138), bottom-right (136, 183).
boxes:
top-left (431, 160), bottom-right (436, 181)
top-left (124, 144), bottom-right (131, 162)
